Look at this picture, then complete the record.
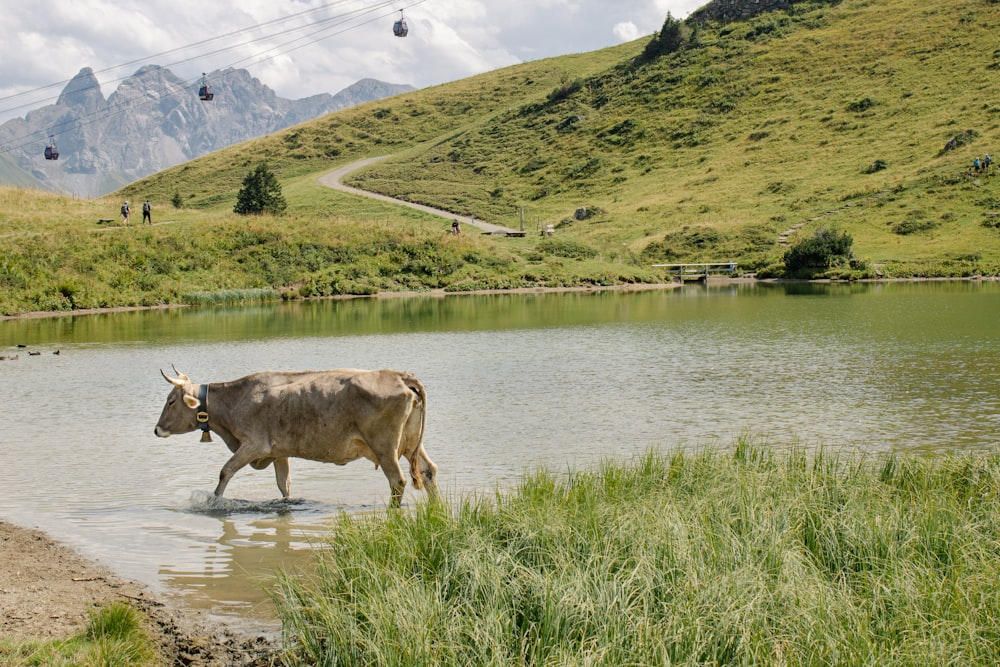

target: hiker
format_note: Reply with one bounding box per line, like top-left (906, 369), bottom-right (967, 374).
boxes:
top-left (973, 156), bottom-right (982, 173)
top-left (985, 154), bottom-right (992, 171)
top-left (142, 200), bottom-right (152, 225)
top-left (121, 200), bottom-right (130, 225)
top-left (451, 219), bottom-right (461, 235)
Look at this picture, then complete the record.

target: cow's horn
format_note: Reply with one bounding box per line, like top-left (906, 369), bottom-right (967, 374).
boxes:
top-left (161, 368), bottom-right (186, 386)
top-left (171, 365), bottom-right (190, 383)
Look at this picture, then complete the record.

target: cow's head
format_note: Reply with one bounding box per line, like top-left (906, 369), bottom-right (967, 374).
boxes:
top-left (154, 366), bottom-right (202, 438)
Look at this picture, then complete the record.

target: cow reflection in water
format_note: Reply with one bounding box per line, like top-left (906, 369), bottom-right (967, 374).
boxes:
top-left (154, 367), bottom-right (437, 507)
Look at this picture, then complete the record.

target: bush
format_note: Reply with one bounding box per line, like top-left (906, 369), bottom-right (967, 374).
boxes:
top-left (847, 97), bottom-right (877, 113)
top-left (864, 159), bottom-right (888, 174)
top-left (892, 218), bottom-right (939, 235)
top-left (783, 228), bottom-right (854, 272)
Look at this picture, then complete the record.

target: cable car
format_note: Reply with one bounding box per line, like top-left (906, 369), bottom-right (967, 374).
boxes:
top-left (393, 11), bottom-right (408, 38)
top-left (198, 73), bottom-right (214, 101)
top-left (44, 135), bottom-right (59, 160)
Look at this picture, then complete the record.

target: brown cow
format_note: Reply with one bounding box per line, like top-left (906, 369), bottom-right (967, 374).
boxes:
top-left (154, 367), bottom-right (437, 506)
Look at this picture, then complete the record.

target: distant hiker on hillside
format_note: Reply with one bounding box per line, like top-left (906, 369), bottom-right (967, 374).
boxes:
top-left (121, 200), bottom-right (130, 225)
top-left (451, 219), bottom-right (461, 235)
top-left (985, 154), bottom-right (992, 171)
top-left (973, 156), bottom-right (982, 173)
top-left (142, 200), bottom-right (152, 225)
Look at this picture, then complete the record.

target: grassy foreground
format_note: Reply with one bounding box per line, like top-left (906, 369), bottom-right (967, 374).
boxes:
top-left (275, 440), bottom-right (1000, 666)
top-left (0, 602), bottom-right (158, 667)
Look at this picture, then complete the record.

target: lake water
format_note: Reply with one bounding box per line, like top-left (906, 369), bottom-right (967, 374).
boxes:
top-left (1, 281), bottom-right (998, 631)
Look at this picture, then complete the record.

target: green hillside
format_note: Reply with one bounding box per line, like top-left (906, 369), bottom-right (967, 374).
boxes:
top-left (132, 0), bottom-right (1000, 271)
top-left (1, 0), bottom-right (999, 316)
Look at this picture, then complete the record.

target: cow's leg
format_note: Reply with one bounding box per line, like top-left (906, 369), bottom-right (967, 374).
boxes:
top-left (406, 446), bottom-right (438, 497)
top-left (377, 453), bottom-right (407, 508)
top-left (417, 447), bottom-right (438, 497)
top-left (214, 445), bottom-right (266, 497)
top-left (273, 457), bottom-right (291, 498)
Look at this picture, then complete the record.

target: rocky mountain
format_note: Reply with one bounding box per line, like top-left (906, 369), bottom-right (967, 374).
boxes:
top-left (0, 66), bottom-right (413, 196)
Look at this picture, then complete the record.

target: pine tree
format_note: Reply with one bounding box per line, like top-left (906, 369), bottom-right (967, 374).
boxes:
top-left (234, 163), bottom-right (287, 215)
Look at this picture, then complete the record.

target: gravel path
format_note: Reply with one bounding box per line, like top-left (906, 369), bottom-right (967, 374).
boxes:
top-left (317, 156), bottom-right (522, 235)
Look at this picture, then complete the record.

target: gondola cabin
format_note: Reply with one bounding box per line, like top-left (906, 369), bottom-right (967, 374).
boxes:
top-left (198, 74), bottom-right (214, 101)
top-left (393, 12), bottom-right (408, 37)
top-left (44, 143), bottom-right (59, 160)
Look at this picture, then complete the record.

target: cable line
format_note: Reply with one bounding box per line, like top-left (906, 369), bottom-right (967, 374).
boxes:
top-left (0, 0), bottom-right (374, 108)
top-left (0, 0), bottom-right (426, 157)
top-left (0, 0), bottom-right (403, 117)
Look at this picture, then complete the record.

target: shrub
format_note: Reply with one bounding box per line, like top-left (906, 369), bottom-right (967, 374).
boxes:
top-left (546, 79), bottom-right (583, 105)
top-left (865, 159), bottom-right (888, 174)
top-left (847, 97), bottom-right (877, 113)
top-left (892, 218), bottom-right (939, 235)
top-left (783, 228), bottom-right (854, 271)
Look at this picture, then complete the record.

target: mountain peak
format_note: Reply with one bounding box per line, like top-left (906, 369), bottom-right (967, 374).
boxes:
top-left (0, 65), bottom-right (415, 196)
top-left (57, 67), bottom-right (105, 111)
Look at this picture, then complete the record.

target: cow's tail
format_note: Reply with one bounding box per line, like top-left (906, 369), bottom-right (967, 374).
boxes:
top-left (402, 373), bottom-right (429, 490)
top-left (405, 372), bottom-right (427, 449)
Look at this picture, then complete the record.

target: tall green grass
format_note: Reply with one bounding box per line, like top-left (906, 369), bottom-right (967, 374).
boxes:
top-left (275, 438), bottom-right (1000, 666)
top-left (0, 602), bottom-right (159, 667)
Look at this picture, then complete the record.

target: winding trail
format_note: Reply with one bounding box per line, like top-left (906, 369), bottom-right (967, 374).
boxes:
top-left (777, 189), bottom-right (892, 246)
top-left (317, 156), bottom-right (522, 236)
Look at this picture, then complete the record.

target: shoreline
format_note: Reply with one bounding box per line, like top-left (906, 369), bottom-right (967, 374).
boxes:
top-left (0, 282), bottom-right (685, 322)
top-left (3, 275), bottom-right (996, 322)
top-left (0, 520), bottom-right (277, 664)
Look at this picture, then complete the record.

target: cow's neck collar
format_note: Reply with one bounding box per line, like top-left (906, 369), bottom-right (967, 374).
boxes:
top-left (196, 384), bottom-right (212, 442)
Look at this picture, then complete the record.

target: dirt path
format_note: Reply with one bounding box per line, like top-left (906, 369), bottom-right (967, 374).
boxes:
top-left (0, 520), bottom-right (277, 665)
top-left (317, 156), bottom-right (523, 235)
top-left (777, 189), bottom-right (892, 246)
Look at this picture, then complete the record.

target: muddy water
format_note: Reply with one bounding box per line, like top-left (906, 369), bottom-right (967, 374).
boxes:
top-left (1, 282), bottom-right (998, 631)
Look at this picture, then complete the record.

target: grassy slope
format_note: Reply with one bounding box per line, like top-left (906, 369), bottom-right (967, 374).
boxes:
top-left (1, 0), bottom-right (999, 315)
top-left (123, 0), bottom-right (1000, 271)
top-left (349, 0), bottom-right (1000, 270)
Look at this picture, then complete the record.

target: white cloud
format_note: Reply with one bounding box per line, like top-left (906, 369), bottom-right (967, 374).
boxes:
top-left (613, 21), bottom-right (642, 42)
top-left (0, 1), bottom-right (703, 123)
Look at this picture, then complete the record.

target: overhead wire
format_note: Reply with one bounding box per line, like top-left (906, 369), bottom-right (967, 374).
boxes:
top-left (0, 0), bottom-right (426, 157)
top-left (0, 0), bottom-right (379, 111)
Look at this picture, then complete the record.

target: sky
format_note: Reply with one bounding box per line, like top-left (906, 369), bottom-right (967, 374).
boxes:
top-left (0, 0), bottom-right (706, 123)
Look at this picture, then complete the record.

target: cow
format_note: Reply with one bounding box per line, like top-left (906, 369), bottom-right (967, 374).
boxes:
top-left (154, 367), bottom-right (437, 506)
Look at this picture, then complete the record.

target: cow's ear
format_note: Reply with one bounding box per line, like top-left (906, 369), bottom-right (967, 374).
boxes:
top-left (183, 394), bottom-right (200, 409)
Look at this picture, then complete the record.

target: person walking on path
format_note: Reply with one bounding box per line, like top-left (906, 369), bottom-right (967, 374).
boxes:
top-left (121, 200), bottom-right (130, 225)
top-left (142, 200), bottom-right (152, 225)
